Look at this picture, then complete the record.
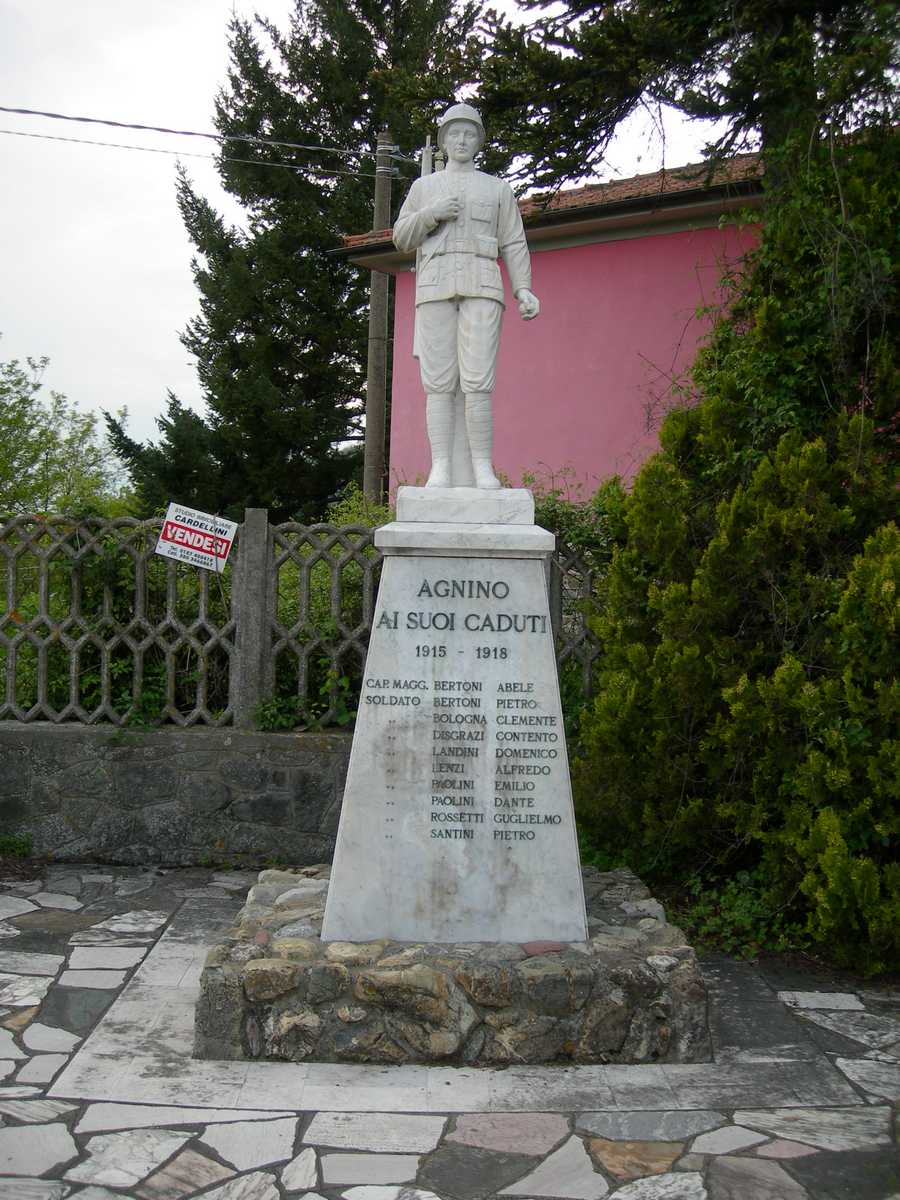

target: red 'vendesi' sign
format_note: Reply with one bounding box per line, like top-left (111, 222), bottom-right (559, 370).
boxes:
top-left (160, 519), bottom-right (230, 558)
top-left (155, 503), bottom-right (237, 572)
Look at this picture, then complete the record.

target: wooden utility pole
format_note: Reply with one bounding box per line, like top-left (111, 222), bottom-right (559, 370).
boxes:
top-left (362, 128), bottom-right (393, 503)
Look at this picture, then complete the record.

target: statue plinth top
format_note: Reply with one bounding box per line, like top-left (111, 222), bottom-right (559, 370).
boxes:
top-left (395, 484), bottom-right (535, 525)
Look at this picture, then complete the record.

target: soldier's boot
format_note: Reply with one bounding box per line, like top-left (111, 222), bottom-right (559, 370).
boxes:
top-left (465, 393), bottom-right (501, 489)
top-left (425, 393), bottom-right (454, 487)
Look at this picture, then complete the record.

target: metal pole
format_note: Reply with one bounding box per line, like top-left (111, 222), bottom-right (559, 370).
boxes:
top-left (362, 128), bottom-right (393, 504)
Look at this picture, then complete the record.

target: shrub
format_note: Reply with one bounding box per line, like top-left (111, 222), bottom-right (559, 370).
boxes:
top-left (574, 127), bottom-right (898, 974)
top-left (0, 833), bottom-right (33, 858)
top-left (528, 467), bottom-right (626, 574)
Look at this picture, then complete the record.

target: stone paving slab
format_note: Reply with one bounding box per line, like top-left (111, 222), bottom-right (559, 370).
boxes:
top-left (75, 1100), bottom-right (296, 1132)
top-left (0, 1121), bottom-right (78, 1175)
top-left (199, 1115), bottom-right (297, 1169)
top-left (707, 1155), bottom-right (810, 1198)
top-left (0, 951), bottom-right (65, 976)
top-left (68, 945), bottom-right (148, 970)
top-left (422, 1140), bottom-right (550, 1197)
top-left (0, 973), bottom-right (53, 1007)
top-left (446, 1112), bottom-right (569, 1154)
top-left (22, 1022), bottom-right (80, 1052)
top-left (282, 1146), bottom-right (318, 1189)
top-left (63, 1127), bottom-right (192, 1187)
top-left (734, 1105), bottom-right (895, 1152)
top-left (497, 1134), bottom-right (609, 1197)
top-left (834, 1055), bottom-right (900, 1101)
top-left (0, 1098), bottom-right (77, 1122)
top-left (0, 1181), bottom-right (70, 1199)
top-left (136, 1145), bottom-right (236, 1198)
top-left (0, 863), bottom-right (893, 1200)
top-left (786, 1147), bottom-right (900, 1199)
top-left (797, 1008), bottom-right (900, 1051)
top-left (613, 1175), bottom-right (707, 1199)
top-left (586, 1137), bottom-right (682, 1182)
top-left (304, 1112), bottom-right (447, 1152)
top-left (0, 1029), bottom-right (27, 1060)
top-left (16, 1051), bottom-right (68, 1083)
top-left (47, 897), bottom-right (875, 1115)
top-left (321, 1152), bottom-right (421, 1185)
top-left (576, 1111), bottom-right (725, 1141)
top-left (778, 991), bottom-right (865, 1011)
top-left (0, 896), bottom-right (37, 920)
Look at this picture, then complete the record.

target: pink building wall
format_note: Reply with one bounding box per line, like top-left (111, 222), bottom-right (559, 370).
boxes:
top-left (388, 223), bottom-right (756, 496)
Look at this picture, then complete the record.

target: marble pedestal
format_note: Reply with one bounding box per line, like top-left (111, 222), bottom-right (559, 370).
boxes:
top-left (321, 487), bottom-right (588, 945)
top-left (195, 491), bottom-right (711, 1065)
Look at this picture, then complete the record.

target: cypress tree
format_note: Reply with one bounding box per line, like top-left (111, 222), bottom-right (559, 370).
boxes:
top-left (478, 1), bottom-right (897, 187)
top-left (109, 0), bottom-right (488, 521)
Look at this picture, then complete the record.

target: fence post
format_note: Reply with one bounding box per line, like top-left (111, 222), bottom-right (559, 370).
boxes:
top-left (230, 508), bottom-right (272, 728)
top-left (548, 553), bottom-right (562, 640)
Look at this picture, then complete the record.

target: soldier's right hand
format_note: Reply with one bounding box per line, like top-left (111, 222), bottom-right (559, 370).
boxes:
top-left (429, 195), bottom-right (461, 222)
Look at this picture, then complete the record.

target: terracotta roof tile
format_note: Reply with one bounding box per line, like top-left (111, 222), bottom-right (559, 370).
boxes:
top-left (341, 153), bottom-right (761, 251)
top-left (344, 227), bottom-right (395, 249)
top-left (520, 152), bottom-right (761, 216)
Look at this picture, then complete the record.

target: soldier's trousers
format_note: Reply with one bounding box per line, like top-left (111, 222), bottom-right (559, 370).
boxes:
top-left (415, 297), bottom-right (503, 395)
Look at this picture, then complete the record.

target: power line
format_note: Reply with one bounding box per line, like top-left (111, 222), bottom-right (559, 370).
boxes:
top-left (0, 103), bottom-right (366, 160)
top-left (0, 103), bottom-right (419, 166)
top-left (0, 127), bottom-right (379, 179)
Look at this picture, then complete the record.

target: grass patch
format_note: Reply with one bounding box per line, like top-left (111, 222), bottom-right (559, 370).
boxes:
top-left (0, 833), bottom-right (33, 859)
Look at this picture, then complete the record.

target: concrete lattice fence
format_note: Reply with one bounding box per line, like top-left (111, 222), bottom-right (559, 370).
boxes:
top-left (0, 509), bottom-right (603, 731)
top-left (0, 512), bottom-right (240, 727)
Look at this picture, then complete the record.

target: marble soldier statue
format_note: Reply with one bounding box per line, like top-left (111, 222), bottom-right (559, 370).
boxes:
top-left (393, 103), bottom-right (540, 489)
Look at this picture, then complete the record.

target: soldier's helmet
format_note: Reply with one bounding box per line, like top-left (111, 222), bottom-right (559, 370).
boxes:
top-left (437, 102), bottom-right (486, 152)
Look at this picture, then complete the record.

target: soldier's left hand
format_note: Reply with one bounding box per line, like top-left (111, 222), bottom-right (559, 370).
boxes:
top-left (516, 289), bottom-right (540, 321)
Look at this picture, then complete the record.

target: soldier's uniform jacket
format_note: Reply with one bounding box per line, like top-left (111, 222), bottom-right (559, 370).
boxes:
top-left (393, 169), bottom-right (531, 308)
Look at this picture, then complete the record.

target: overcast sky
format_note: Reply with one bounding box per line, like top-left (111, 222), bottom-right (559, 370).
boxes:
top-left (1, 0), bottom-right (718, 447)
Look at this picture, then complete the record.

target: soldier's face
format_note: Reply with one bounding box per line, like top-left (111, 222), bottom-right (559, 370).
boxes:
top-left (443, 121), bottom-right (480, 162)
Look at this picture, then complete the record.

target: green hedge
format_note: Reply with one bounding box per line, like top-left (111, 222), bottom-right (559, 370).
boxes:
top-left (573, 127), bottom-right (898, 974)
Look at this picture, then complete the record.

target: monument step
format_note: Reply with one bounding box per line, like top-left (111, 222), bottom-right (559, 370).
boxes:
top-left (375, 520), bottom-right (553, 554)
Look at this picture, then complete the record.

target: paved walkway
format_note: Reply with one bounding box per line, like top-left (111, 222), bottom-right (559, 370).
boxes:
top-left (0, 865), bottom-right (897, 1200)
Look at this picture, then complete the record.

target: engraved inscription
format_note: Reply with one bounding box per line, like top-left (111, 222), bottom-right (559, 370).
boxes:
top-left (367, 568), bottom-right (568, 848)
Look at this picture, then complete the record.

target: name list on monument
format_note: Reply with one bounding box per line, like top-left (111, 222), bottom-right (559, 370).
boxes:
top-left (365, 565), bottom-right (565, 852)
top-left (323, 550), bottom-right (586, 943)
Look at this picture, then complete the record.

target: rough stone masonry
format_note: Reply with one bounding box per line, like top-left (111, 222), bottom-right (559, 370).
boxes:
top-left (195, 864), bottom-right (711, 1066)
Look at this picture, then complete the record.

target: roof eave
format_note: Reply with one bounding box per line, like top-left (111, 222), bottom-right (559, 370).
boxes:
top-left (334, 175), bottom-right (763, 272)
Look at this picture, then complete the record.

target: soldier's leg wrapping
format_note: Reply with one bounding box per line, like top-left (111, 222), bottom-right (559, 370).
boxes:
top-left (450, 389), bottom-right (474, 486)
top-left (458, 299), bottom-right (503, 489)
top-left (425, 393), bottom-right (455, 487)
top-left (416, 302), bottom-right (460, 486)
top-left (464, 393), bottom-right (501, 489)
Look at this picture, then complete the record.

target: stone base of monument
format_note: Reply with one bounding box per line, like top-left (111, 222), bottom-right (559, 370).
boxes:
top-left (321, 488), bottom-right (590, 945)
top-left (193, 490), bottom-right (711, 1065)
top-left (193, 864), bottom-right (711, 1066)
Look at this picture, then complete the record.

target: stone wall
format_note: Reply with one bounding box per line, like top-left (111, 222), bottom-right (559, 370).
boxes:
top-left (0, 722), bottom-right (351, 866)
top-left (195, 865), bottom-right (712, 1065)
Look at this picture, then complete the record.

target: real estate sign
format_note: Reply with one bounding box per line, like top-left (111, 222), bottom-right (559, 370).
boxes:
top-left (155, 503), bottom-right (237, 573)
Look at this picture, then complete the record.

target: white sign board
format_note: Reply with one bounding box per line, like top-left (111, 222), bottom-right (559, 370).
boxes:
top-left (155, 503), bottom-right (237, 573)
